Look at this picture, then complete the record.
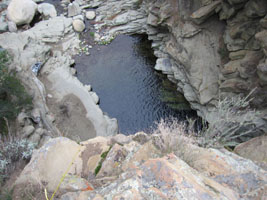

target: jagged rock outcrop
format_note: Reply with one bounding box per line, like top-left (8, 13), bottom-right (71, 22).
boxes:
top-left (13, 132), bottom-right (267, 199)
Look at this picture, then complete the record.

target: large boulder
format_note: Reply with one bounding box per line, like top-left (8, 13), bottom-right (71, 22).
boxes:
top-left (14, 137), bottom-right (87, 192)
top-left (7, 0), bottom-right (37, 25)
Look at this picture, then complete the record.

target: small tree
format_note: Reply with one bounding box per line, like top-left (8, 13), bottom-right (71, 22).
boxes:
top-left (0, 49), bottom-right (32, 134)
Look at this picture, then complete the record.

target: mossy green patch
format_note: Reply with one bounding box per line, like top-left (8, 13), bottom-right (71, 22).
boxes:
top-left (94, 146), bottom-right (112, 176)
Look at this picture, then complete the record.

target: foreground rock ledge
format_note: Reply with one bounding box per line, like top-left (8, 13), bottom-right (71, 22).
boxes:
top-left (13, 133), bottom-right (267, 199)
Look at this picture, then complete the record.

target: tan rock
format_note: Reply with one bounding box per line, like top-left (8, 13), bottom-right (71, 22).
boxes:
top-left (15, 137), bottom-right (85, 192)
top-left (239, 50), bottom-right (264, 78)
top-left (97, 144), bottom-right (128, 178)
top-left (234, 134), bottom-right (267, 163)
top-left (110, 133), bottom-right (132, 145)
top-left (83, 154), bottom-right (239, 199)
top-left (219, 78), bottom-right (249, 93)
top-left (80, 137), bottom-right (110, 178)
top-left (122, 140), bottom-right (160, 171)
top-left (229, 50), bottom-right (247, 60)
top-left (191, 0), bottom-right (221, 24)
top-left (222, 60), bottom-right (241, 78)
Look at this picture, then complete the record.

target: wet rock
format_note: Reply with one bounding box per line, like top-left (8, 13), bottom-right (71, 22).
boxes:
top-left (235, 134), bottom-right (267, 164)
top-left (72, 19), bottom-right (85, 32)
top-left (191, 0), bottom-right (221, 24)
top-left (7, 0), bottom-right (37, 25)
top-left (68, 1), bottom-right (81, 17)
top-left (86, 11), bottom-right (96, 20)
top-left (38, 3), bottom-right (57, 19)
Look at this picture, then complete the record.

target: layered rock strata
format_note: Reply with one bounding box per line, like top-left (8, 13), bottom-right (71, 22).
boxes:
top-left (90, 0), bottom-right (267, 139)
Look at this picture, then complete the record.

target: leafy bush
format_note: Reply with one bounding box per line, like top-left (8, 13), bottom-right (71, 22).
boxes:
top-left (0, 48), bottom-right (32, 134)
top-left (197, 91), bottom-right (261, 148)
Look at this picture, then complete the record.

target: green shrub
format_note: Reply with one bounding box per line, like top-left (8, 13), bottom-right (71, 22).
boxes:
top-left (0, 49), bottom-right (32, 134)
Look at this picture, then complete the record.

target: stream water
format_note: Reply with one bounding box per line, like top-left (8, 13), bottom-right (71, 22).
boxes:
top-left (75, 35), bottom-right (198, 134)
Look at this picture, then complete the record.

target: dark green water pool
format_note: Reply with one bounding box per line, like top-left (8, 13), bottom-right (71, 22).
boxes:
top-left (75, 35), bottom-right (197, 134)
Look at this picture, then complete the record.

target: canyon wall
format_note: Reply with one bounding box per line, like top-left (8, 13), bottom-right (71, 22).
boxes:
top-left (92, 0), bottom-right (267, 138)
